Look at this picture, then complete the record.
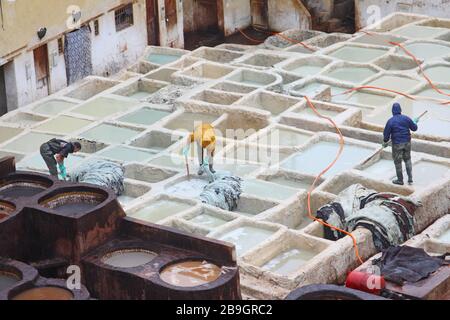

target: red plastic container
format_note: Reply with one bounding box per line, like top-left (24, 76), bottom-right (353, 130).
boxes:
top-left (345, 271), bottom-right (385, 295)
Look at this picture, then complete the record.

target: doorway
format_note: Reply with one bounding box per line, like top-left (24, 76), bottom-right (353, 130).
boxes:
top-left (183, 0), bottom-right (222, 51)
top-left (146, 0), bottom-right (160, 45)
top-left (251, 0), bottom-right (269, 29)
top-left (0, 65), bottom-right (7, 116)
top-left (33, 44), bottom-right (50, 100)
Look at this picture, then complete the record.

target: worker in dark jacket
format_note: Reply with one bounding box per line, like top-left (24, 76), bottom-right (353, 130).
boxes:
top-left (40, 139), bottom-right (81, 179)
top-left (383, 103), bottom-right (419, 186)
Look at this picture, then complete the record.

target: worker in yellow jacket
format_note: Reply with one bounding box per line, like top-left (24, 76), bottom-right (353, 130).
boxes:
top-left (183, 123), bottom-right (216, 176)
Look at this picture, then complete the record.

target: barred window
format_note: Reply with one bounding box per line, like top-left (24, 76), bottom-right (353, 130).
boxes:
top-left (115, 3), bottom-right (134, 32)
top-left (94, 19), bottom-right (100, 36)
top-left (58, 38), bottom-right (64, 55)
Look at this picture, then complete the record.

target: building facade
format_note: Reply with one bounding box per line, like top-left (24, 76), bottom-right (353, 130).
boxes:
top-left (0, 0), bottom-right (318, 115)
top-left (0, 0), bottom-right (153, 114)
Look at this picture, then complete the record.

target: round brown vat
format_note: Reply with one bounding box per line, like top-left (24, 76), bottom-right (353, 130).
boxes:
top-left (0, 270), bottom-right (20, 292)
top-left (40, 189), bottom-right (108, 215)
top-left (160, 260), bottom-right (222, 288)
top-left (285, 284), bottom-right (388, 300)
top-left (0, 259), bottom-right (38, 298)
top-left (0, 200), bottom-right (15, 220)
top-left (11, 286), bottom-right (74, 300)
top-left (102, 249), bottom-right (158, 268)
top-left (0, 176), bottom-right (52, 199)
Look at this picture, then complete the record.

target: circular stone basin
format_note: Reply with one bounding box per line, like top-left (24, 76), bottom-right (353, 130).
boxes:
top-left (12, 286), bottom-right (73, 300)
top-left (0, 271), bottom-right (20, 291)
top-left (0, 201), bottom-right (16, 220)
top-left (160, 260), bottom-right (222, 287)
top-left (0, 181), bottom-right (48, 199)
top-left (40, 191), bottom-right (107, 215)
top-left (102, 249), bottom-right (157, 268)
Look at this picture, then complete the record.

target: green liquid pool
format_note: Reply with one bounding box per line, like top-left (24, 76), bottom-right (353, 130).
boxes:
top-left (81, 124), bottom-right (141, 144)
top-left (118, 108), bottom-right (171, 126)
top-left (281, 141), bottom-right (374, 178)
top-left (262, 248), bottom-right (317, 276)
top-left (32, 99), bottom-right (77, 116)
top-left (98, 146), bottom-right (157, 162)
top-left (147, 54), bottom-right (181, 65)
top-left (129, 200), bottom-right (191, 223)
top-left (72, 97), bottom-right (137, 119)
top-left (218, 226), bottom-right (276, 256)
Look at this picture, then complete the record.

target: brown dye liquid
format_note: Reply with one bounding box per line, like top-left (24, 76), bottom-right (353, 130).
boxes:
top-left (160, 261), bottom-right (222, 287)
top-left (0, 186), bottom-right (45, 198)
top-left (12, 287), bottom-right (73, 300)
top-left (0, 272), bottom-right (20, 291)
top-left (52, 202), bottom-right (98, 214)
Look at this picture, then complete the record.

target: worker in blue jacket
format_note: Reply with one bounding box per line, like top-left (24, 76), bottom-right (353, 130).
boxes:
top-left (383, 103), bottom-right (419, 186)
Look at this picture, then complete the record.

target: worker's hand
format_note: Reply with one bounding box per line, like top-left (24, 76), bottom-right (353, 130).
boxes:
top-left (59, 164), bottom-right (67, 180)
top-left (413, 117), bottom-right (419, 125)
top-left (182, 146), bottom-right (190, 157)
top-left (382, 142), bottom-right (389, 149)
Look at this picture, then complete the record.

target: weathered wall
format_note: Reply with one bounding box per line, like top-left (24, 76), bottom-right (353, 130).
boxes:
top-left (157, 0), bottom-right (184, 48)
top-left (267, 0), bottom-right (311, 32)
top-left (0, 0), bottom-right (137, 59)
top-left (303, 0), bottom-right (334, 21)
top-left (90, 1), bottom-right (148, 76)
top-left (223, 0), bottom-right (252, 36)
top-left (355, 0), bottom-right (450, 29)
top-left (1, 0), bottom-right (149, 110)
top-left (183, 0), bottom-right (220, 34)
top-left (183, 0), bottom-right (196, 33)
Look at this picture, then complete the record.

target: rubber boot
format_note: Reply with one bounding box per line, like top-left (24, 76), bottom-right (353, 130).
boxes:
top-left (405, 159), bottom-right (413, 185)
top-left (393, 161), bottom-right (404, 185)
top-left (209, 164), bottom-right (216, 174)
top-left (198, 164), bottom-right (204, 176)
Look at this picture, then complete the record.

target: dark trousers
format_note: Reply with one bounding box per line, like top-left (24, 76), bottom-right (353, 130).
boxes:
top-left (392, 142), bottom-right (413, 183)
top-left (40, 143), bottom-right (58, 177)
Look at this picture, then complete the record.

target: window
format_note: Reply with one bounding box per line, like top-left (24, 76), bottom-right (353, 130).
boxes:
top-left (94, 19), bottom-right (100, 36)
top-left (115, 3), bottom-right (134, 32)
top-left (58, 37), bottom-right (64, 55)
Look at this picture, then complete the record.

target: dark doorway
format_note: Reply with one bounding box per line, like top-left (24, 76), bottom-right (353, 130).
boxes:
top-left (251, 0), bottom-right (269, 29)
top-left (0, 65), bottom-right (7, 116)
top-left (33, 44), bottom-right (50, 100)
top-left (146, 0), bottom-right (159, 45)
top-left (184, 0), bottom-right (222, 51)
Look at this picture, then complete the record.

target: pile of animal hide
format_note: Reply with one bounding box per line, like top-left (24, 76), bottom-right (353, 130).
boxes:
top-left (315, 184), bottom-right (421, 250)
top-left (70, 159), bottom-right (125, 196)
top-left (199, 175), bottom-right (242, 211)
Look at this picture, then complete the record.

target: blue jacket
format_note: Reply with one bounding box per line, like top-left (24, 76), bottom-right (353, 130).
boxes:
top-left (383, 104), bottom-right (418, 145)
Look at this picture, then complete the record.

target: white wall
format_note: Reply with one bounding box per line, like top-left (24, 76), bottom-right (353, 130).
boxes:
top-left (158, 0), bottom-right (184, 48)
top-left (8, 52), bottom-right (35, 109)
top-left (47, 39), bottom-right (68, 93)
top-left (356, 0), bottom-right (450, 29)
top-left (268, 0), bottom-right (311, 32)
top-left (91, 1), bottom-right (149, 76)
top-left (7, 0), bottom-right (149, 109)
top-left (3, 61), bottom-right (18, 112)
top-left (223, 0), bottom-right (252, 36)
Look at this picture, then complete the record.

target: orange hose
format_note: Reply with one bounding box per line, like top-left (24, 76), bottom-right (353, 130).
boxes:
top-left (360, 30), bottom-right (450, 101)
top-left (337, 85), bottom-right (418, 101)
top-left (236, 28), bottom-right (265, 44)
top-left (304, 96), bottom-right (365, 265)
top-left (390, 41), bottom-right (450, 99)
